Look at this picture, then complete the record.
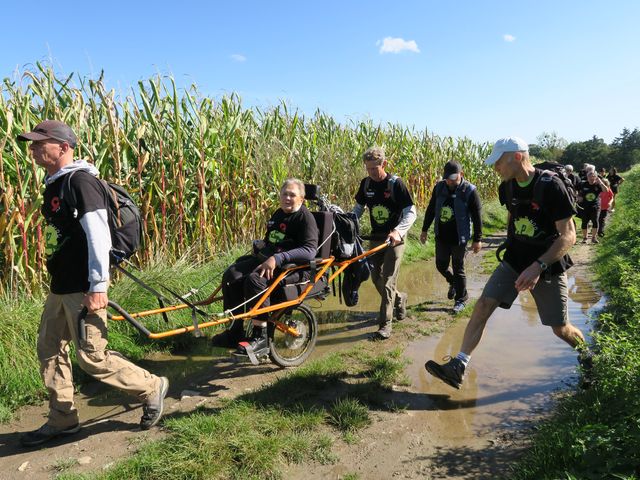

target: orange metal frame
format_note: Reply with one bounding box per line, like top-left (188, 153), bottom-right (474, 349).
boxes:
top-left (109, 242), bottom-right (389, 340)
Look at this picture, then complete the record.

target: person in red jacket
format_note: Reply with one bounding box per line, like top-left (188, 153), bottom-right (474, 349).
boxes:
top-left (597, 178), bottom-right (614, 237)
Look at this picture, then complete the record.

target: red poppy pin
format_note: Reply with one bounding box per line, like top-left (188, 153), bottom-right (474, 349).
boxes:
top-left (383, 191), bottom-right (391, 199)
top-left (280, 223), bottom-right (287, 231)
top-left (51, 196), bottom-right (60, 211)
top-left (531, 201), bottom-right (540, 211)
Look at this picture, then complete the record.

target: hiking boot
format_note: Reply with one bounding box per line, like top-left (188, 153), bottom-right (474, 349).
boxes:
top-left (211, 327), bottom-right (244, 348)
top-left (20, 423), bottom-right (80, 447)
top-left (577, 351), bottom-right (594, 389)
top-left (582, 238), bottom-right (588, 244)
top-left (394, 292), bottom-right (408, 321)
top-left (370, 323), bottom-right (392, 341)
top-left (425, 357), bottom-right (465, 389)
top-left (237, 335), bottom-right (269, 354)
top-left (452, 300), bottom-right (466, 314)
top-left (591, 237), bottom-right (599, 244)
top-left (140, 376), bottom-right (169, 430)
top-left (447, 283), bottom-right (456, 300)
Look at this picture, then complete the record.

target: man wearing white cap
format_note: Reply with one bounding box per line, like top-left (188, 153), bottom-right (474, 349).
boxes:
top-left (425, 136), bottom-right (586, 389)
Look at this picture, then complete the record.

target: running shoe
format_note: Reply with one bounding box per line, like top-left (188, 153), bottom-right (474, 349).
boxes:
top-left (394, 292), bottom-right (408, 321)
top-left (447, 283), bottom-right (456, 300)
top-left (140, 376), bottom-right (170, 430)
top-left (425, 357), bottom-right (465, 389)
top-left (452, 300), bottom-right (466, 314)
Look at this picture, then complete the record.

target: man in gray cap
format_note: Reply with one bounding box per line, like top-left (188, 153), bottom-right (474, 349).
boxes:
top-left (425, 137), bottom-right (586, 389)
top-left (420, 160), bottom-right (483, 314)
top-left (17, 120), bottom-right (168, 447)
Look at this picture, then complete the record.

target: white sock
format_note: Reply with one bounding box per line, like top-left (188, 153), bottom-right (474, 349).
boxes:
top-left (456, 352), bottom-right (471, 367)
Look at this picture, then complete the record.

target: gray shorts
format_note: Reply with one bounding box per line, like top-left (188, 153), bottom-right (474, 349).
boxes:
top-left (482, 262), bottom-right (568, 326)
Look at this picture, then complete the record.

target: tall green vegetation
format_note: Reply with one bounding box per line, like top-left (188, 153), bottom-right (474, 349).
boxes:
top-left (1, 63), bottom-right (496, 295)
top-left (513, 166), bottom-right (640, 479)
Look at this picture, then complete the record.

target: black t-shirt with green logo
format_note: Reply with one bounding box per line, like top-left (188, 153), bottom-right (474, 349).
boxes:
top-left (261, 205), bottom-right (318, 265)
top-left (578, 181), bottom-right (603, 210)
top-left (499, 171), bottom-right (576, 274)
top-left (41, 172), bottom-right (107, 293)
top-left (355, 174), bottom-right (414, 236)
top-left (437, 194), bottom-right (458, 244)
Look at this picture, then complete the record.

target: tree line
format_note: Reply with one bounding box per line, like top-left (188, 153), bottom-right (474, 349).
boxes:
top-left (529, 128), bottom-right (640, 171)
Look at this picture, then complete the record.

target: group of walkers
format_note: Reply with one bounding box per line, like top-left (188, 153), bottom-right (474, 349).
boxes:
top-left (568, 163), bottom-right (623, 243)
top-left (15, 118), bottom-right (620, 447)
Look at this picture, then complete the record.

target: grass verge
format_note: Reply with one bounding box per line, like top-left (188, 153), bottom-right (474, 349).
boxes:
top-left (511, 166), bottom-right (640, 479)
top-left (56, 346), bottom-right (409, 480)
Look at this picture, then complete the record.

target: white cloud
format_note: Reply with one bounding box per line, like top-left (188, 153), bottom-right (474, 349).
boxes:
top-left (377, 37), bottom-right (420, 54)
top-left (230, 54), bottom-right (246, 62)
top-left (503, 34), bottom-right (516, 42)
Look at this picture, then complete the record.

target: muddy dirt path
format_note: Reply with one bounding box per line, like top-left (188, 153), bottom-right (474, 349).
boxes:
top-left (0, 236), bottom-right (603, 479)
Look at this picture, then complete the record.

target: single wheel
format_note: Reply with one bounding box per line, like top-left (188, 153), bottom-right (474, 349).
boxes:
top-left (269, 303), bottom-right (318, 367)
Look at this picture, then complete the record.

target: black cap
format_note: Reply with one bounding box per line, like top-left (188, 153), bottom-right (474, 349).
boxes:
top-left (443, 160), bottom-right (462, 180)
top-left (17, 120), bottom-right (77, 148)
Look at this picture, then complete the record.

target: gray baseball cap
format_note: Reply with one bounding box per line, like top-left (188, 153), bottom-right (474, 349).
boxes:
top-left (17, 120), bottom-right (77, 148)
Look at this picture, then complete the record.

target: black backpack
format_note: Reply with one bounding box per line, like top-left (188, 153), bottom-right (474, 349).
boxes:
top-left (533, 161), bottom-right (577, 206)
top-left (62, 171), bottom-right (143, 265)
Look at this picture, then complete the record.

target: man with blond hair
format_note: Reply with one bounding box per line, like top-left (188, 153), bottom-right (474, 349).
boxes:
top-left (425, 137), bottom-right (586, 389)
top-left (353, 147), bottom-right (416, 340)
top-left (17, 120), bottom-right (168, 447)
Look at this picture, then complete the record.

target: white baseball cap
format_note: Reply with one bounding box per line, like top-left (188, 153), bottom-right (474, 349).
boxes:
top-left (484, 136), bottom-right (529, 166)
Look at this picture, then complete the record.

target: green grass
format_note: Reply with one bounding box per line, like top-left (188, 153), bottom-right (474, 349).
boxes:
top-left (481, 197), bottom-right (508, 235)
top-left (0, 246), bottom-right (244, 423)
top-left (511, 165), bottom-right (640, 479)
top-left (327, 397), bottom-right (371, 432)
top-left (57, 347), bottom-right (409, 479)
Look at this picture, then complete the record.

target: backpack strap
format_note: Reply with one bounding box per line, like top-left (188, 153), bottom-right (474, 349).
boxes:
top-left (364, 174), bottom-right (399, 203)
top-left (386, 174), bottom-right (398, 203)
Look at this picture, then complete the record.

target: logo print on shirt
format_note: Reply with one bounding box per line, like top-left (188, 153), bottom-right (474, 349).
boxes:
top-left (585, 192), bottom-right (597, 202)
top-left (440, 206), bottom-right (454, 223)
top-left (514, 217), bottom-right (537, 237)
top-left (268, 230), bottom-right (286, 245)
top-left (44, 224), bottom-right (60, 256)
top-left (51, 196), bottom-right (61, 212)
top-left (371, 205), bottom-right (390, 224)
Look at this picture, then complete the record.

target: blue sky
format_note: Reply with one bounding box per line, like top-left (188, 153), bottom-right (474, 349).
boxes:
top-left (2, 0), bottom-right (639, 144)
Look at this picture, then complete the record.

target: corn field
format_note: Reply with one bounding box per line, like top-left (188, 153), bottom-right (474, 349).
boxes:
top-left (0, 64), bottom-right (498, 295)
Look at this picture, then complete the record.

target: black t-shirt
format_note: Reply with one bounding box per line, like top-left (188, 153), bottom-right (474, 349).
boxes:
top-left (354, 174), bottom-right (414, 236)
top-left (261, 205), bottom-right (318, 264)
top-left (499, 171), bottom-right (576, 274)
top-left (578, 181), bottom-right (603, 210)
top-left (437, 193), bottom-right (459, 244)
top-left (42, 171), bottom-right (108, 294)
top-left (607, 173), bottom-right (622, 188)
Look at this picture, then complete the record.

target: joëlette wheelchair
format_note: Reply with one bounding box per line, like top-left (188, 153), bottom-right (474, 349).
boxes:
top-left (78, 185), bottom-right (388, 368)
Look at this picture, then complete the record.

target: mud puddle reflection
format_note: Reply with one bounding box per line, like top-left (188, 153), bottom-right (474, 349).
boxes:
top-left (309, 251), bottom-right (603, 477)
top-left (312, 260), bottom-right (449, 357)
top-left (405, 261), bottom-right (603, 476)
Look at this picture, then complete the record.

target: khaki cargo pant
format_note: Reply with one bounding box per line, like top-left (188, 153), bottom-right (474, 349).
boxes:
top-left (369, 240), bottom-right (406, 327)
top-left (37, 292), bottom-right (160, 428)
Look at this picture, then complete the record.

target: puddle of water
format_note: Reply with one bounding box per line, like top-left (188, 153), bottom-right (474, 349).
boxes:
top-left (407, 260), bottom-right (603, 446)
top-left (309, 251), bottom-right (604, 458)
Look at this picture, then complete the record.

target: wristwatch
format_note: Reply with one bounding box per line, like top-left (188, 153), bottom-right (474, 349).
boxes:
top-left (536, 259), bottom-right (548, 271)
